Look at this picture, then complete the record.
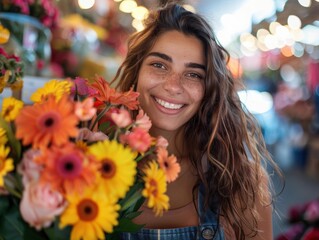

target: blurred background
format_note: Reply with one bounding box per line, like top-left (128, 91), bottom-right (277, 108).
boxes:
top-left (1, 0), bottom-right (319, 238)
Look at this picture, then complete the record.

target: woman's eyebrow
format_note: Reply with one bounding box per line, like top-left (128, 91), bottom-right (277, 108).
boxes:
top-left (147, 52), bottom-right (172, 62)
top-left (186, 62), bottom-right (206, 71)
top-left (147, 51), bottom-right (206, 70)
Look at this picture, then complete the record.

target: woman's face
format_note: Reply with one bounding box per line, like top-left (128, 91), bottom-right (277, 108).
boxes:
top-left (137, 30), bottom-right (206, 134)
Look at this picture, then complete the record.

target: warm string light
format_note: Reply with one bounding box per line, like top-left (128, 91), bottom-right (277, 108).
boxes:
top-left (115, 1), bottom-right (195, 31)
top-left (239, 13), bottom-right (311, 58)
top-left (238, 0), bottom-right (319, 58)
top-left (119, 0), bottom-right (137, 13)
top-left (78, 0), bottom-right (95, 9)
top-left (298, 0), bottom-right (311, 7)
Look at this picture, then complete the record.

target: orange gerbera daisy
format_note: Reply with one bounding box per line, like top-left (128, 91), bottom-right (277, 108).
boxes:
top-left (156, 147), bottom-right (181, 182)
top-left (15, 95), bottom-right (79, 149)
top-left (91, 76), bottom-right (139, 110)
top-left (37, 143), bottom-right (99, 194)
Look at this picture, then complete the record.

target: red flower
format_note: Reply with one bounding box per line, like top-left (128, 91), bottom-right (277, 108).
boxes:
top-left (302, 228), bottom-right (319, 240)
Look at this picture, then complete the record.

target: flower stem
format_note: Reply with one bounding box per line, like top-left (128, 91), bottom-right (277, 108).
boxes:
top-left (121, 189), bottom-right (142, 211)
top-left (4, 177), bottom-right (22, 199)
top-left (135, 148), bottom-right (154, 162)
top-left (90, 103), bottom-right (111, 131)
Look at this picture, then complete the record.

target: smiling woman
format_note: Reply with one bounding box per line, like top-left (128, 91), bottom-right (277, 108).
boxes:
top-left (137, 30), bottom-right (205, 134)
top-left (112, 2), bottom-right (281, 240)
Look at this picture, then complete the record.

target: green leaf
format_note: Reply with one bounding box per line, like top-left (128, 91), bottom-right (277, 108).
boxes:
top-left (43, 219), bottom-right (71, 240)
top-left (53, 222), bottom-right (71, 240)
top-left (0, 117), bottom-right (22, 162)
top-left (114, 218), bottom-right (144, 233)
top-left (90, 103), bottom-right (111, 131)
top-left (43, 226), bottom-right (54, 240)
top-left (98, 121), bottom-right (110, 132)
top-left (23, 227), bottom-right (48, 240)
top-left (0, 197), bottom-right (48, 240)
top-left (105, 232), bottom-right (120, 240)
top-left (120, 190), bottom-right (143, 212)
top-left (120, 181), bottom-right (144, 204)
top-left (130, 197), bottom-right (145, 213)
top-left (119, 181), bottom-right (144, 214)
top-left (0, 197), bottom-right (10, 215)
top-left (0, 202), bottom-right (24, 240)
top-left (124, 211), bottom-right (142, 220)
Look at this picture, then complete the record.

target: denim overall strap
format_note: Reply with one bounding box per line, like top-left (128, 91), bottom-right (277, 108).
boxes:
top-left (120, 226), bottom-right (198, 240)
top-left (119, 184), bottom-right (225, 240)
top-left (197, 184), bottom-right (225, 240)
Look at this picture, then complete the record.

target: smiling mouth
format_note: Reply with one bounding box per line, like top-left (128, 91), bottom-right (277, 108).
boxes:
top-left (154, 97), bottom-right (184, 110)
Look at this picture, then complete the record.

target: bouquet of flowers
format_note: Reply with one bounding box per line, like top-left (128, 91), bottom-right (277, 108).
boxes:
top-left (276, 198), bottom-right (319, 240)
top-left (0, 76), bottom-right (181, 240)
top-left (0, 46), bottom-right (24, 94)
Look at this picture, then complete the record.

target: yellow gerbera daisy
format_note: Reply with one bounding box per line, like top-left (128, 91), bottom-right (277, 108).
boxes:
top-left (60, 188), bottom-right (120, 240)
top-left (0, 128), bottom-right (8, 145)
top-left (142, 160), bottom-right (169, 216)
top-left (1, 97), bottom-right (24, 122)
top-left (0, 145), bottom-right (14, 187)
top-left (30, 79), bottom-right (73, 103)
top-left (89, 140), bottom-right (137, 199)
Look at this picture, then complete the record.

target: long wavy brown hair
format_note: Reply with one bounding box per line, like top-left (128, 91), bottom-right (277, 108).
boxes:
top-left (112, 3), bottom-right (281, 239)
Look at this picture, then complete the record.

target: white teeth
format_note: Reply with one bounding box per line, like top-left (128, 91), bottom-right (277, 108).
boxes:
top-left (155, 98), bottom-right (183, 110)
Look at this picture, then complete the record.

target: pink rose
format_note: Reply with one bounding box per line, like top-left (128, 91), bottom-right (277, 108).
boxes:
top-left (20, 182), bottom-right (66, 230)
top-left (75, 97), bottom-right (97, 121)
top-left (111, 108), bottom-right (132, 128)
top-left (76, 128), bottom-right (108, 142)
top-left (17, 149), bottom-right (42, 186)
top-left (156, 136), bottom-right (169, 149)
top-left (120, 127), bottom-right (152, 153)
top-left (135, 109), bottom-right (152, 131)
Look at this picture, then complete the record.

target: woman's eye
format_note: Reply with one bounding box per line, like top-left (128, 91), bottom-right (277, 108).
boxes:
top-left (151, 63), bottom-right (165, 69)
top-left (187, 72), bottom-right (203, 79)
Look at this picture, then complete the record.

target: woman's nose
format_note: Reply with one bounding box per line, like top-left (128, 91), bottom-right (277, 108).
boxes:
top-left (163, 73), bottom-right (184, 95)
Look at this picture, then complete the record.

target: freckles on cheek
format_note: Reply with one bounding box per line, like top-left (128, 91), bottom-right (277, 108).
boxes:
top-left (184, 82), bottom-right (204, 100)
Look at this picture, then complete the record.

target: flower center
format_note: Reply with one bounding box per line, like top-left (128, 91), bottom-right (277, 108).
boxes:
top-left (44, 118), bottom-right (54, 127)
top-left (164, 161), bottom-right (169, 168)
top-left (65, 162), bottom-right (74, 171)
top-left (100, 159), bottom-right (116, 179)
top-left (77, 199), bottom-right (98, 221)
top-left (150, 179), bottom-right (158, 196)
top-left (3, 105), bottom-right (13, 118)
top-left (39, 111), bottom-right (60, 130)
top-left (0, 158), bottom-right (4, 171)
top-left (57, 154), bottom-right (83, 179)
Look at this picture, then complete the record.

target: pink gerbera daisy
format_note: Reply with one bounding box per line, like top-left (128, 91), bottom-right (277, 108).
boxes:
top-left (37, 143), bottom-right (99, 194)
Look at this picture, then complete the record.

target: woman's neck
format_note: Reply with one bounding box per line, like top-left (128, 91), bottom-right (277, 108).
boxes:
top-left (150, 126), bottom-right (183, 157)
